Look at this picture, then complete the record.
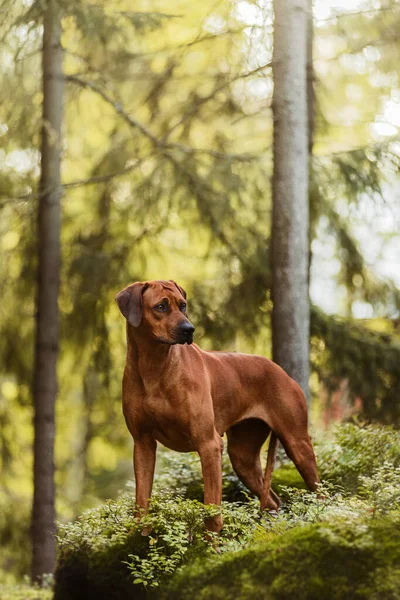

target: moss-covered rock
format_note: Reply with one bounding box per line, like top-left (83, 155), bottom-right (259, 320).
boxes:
top-left (162, 517), bottom-right (400, 600)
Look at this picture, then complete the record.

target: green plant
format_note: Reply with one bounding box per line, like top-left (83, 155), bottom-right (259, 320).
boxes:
top-left (316, 422), bottom-right (400, 490)
top-left (154, 446), bottom-right (310, 504)
top-left (358, 462), bottom-right (400, 518)
top-left (55, 491), bottom-right (261, 597)
top-left (55, 424), bottom-right (400, 599)
top-left (154, 450), bottom-right (250, 502)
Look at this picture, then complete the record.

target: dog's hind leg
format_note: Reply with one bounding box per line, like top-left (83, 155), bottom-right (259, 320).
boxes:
top-left (269, 386), bottom-right (320, 493)
top-left (278, 430), bottom-right (320, 492)
top-left (227, 419), bottom-right (280, 509)
top-left (260, 432), bottom-right (279, 511)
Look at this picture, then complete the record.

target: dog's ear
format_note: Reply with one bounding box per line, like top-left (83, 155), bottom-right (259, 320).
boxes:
top-left (115, 282), bottom-right (148, 327)
top-left (170, 280), bottom-right (187, 300)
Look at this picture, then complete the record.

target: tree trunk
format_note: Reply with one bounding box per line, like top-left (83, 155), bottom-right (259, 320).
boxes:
top-left (307, 0), bottom-right (315, 295)
top-left (307, 0), bottom-right (314, 157)
top-left (271, 0), bottom-right (310, 402)
top-left (31, 0), bottom-right (63, 582)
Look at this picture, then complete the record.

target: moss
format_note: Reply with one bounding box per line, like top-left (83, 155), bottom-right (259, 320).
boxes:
top-left (272, 464), bottom-right (306, 493)
top-left (161, 516), bottom-right (400, 600)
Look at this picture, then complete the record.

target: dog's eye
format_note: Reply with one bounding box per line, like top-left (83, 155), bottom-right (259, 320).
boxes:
top-left (180, 303), bottom-right (187, 311)
top-left (155, 303), bottom-right (165, 312)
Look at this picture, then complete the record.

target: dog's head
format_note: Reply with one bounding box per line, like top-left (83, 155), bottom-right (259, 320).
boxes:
top-left (115, 280), bottom-right (195, 345)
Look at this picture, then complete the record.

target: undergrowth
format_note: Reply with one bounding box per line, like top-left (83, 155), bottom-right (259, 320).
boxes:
top-left (55, 461), bottom-right (400, 593)
top-left (4, 422), bottom-right (400, 599)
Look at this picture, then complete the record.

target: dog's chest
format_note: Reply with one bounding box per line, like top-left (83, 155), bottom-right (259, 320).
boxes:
top-left (144, 393), bottom-right (194, 452)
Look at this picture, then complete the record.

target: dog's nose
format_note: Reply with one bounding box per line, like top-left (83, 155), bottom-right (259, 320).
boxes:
top-left (180, 322), bottom-right (195, 335)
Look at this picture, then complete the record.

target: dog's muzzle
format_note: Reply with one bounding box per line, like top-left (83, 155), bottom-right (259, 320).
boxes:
top-left (178, 321), bottom-right (195, 344)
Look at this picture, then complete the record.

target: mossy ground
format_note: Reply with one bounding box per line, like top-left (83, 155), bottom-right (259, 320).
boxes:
top-left (272, 463), bottom-right (306, 493)
top-left (162, 517), bottom-right (400, 600)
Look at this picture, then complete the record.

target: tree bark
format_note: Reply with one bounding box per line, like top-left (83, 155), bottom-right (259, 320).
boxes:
top-left (307, 0), bottom-right (314, 157)
top-left (307, 0), bottom-right (315, 294)
top-left (31, 0), bottom-right (63, 581)
top-left (271, 0), bottom-right (310, 403)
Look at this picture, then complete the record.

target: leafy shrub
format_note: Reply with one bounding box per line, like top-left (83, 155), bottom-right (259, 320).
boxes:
top-left (154, 450), bottom-right (250, 502)
top-left (316, 422), bottom-right (400, 491)
top-left (55, 491), bottom-right (261, 599)
top-left (257, 481), bottom-right (369, 540)
top-left (154, 446), bottom-right (305, 503)
top-left (162, 515), bottom-right (400, 600)
top-left (155, 423), bottom-right (400, 504)
top-left (358, 462), bottom-right (400, 517)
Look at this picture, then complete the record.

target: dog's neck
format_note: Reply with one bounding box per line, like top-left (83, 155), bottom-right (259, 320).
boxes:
top-left (125, 324), bottom-right (175, 384)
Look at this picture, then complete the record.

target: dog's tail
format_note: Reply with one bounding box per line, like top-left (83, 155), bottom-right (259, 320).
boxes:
top-left (260, 431), bottom-right (280, 511)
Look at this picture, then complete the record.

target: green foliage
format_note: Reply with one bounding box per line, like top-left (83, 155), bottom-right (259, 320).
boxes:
top-left (258, 482), bottom-right (369, 541)
top-left (0, 583), bottom-right (52, 600)
top-left (312, 308), bottom-right (400, 423)
top-left (0, 493), bottom-right (31, 583)
top-left (54, 422), bottom-right (400, 599)
top-left (154, 449), bottom-right (250, 502)
top-left (156, 423), bottom-right (400, 505)
top-left (358, 462), bottom-right (400, 518)
top-left (270, 463), bottom-right (306, 493)
top-left (55, 491), bottom-right (260, 597)
top-left (162, 516), bottom-right (400, 600)
top-left (154, 446), bottom-right (312, 505)
top-left (316, 422), bottom-right (400, 490)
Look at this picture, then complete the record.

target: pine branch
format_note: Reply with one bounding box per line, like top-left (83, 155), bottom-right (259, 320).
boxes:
top-left (0, 159), bottom-right (146, 208)
top-left (66, 74), bottom-right (259, 161)
top-left (118, 27), bottom-right (261, 58)
top-left (161, 62), bottom-right (272, 143)
top-left (317, 5), bottom-right (400, 25)
top-left (66, 75), bottom-right (161, 147)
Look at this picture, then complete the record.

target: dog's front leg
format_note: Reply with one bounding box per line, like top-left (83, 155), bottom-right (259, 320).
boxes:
top-left (133, 434), bottom-right (157, 520)
top-left (198, 435), bottom-right (223, 534)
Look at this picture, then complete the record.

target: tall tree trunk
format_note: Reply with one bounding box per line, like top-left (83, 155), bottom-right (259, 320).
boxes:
top-left (307, 0), bottom-right (315, 290)
top-left (307, 0), bottom-right (314, 157)
top-left (271, 0), bottom-right (310, 403)
top-left (31, 0), bottom-right (63, 581)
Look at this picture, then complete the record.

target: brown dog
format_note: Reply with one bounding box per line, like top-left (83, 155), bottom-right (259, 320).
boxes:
top-left (116, 280), bottom-right (319, 533)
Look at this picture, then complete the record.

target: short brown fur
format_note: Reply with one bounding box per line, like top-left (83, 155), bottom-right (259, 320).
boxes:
top-left (116, 280), bottom-right (319, 532)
